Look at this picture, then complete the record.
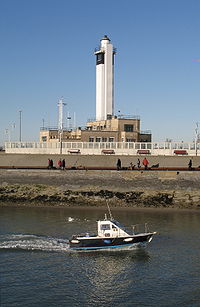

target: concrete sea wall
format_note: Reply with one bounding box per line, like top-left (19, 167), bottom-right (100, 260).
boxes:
top-left (0, 153), bottom-right (200, 168)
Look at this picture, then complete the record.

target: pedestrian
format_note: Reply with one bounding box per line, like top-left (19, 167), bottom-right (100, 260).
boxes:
top-left (137, 158), bottom-right (141, 169)
top-left (57, 159), bottom-right (62, 169)
top-left (62, 159), bottom-right (65, 170)
top-left (188, 159), bottom-right (192, 170)
top-left (116, 158), bottom-right (121, 171)
top-left (50, 159), bottom-right (54, 169)
top-left (130, 162), bottom-right (135, 170)
top-left (142, 157), bottom-right (149, 170)
top-left (48, 159), bottom-right (51, 169)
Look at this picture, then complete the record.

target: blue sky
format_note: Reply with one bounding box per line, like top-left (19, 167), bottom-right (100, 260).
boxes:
top-left (0, 0), bottom-right (200, 145)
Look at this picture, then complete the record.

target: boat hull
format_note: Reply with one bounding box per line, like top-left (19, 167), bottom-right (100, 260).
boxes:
top-left (69, 233), bottom-right (154, 250)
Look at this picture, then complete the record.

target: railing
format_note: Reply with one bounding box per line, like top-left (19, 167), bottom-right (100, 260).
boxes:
top-left (117, 114), bottom-right (140, 120)
top-left (4, 141), bottom-right (200, 155)
top-left (87, 115), bottom-right (140, 122)
top-left (40, 126), bottom-right (68, 131)
top-left (140, 130), bottom-right (151, 135)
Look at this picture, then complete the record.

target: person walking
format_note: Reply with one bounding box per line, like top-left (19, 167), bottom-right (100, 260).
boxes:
top-left (50, 159), bottom-right (54, 169)
top-left (142, 157), bottom-right (149, 170)
top-left (188, 159), bottom-right (192, 170)
top-left (137, 158), bottom-right (141, 169)
top-left (58, 159), bottom-right (62, 169)
top-left (48, 159), bottom-right (51, 169)
top-left (116, 158), bottom-right (121, 171)
top-left (130, 162), bottom-right (135, 170)
top-left (62, 159), bottom-right (66, 170)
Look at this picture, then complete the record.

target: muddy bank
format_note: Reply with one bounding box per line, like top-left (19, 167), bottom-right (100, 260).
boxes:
top-left (0, 169), bottom-right (200, 209)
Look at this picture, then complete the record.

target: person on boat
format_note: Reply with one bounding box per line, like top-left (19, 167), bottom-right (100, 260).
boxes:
top-left (116, 158), bottom-right (121, 171)
top-left (142, 157), bottom-right (149, 170)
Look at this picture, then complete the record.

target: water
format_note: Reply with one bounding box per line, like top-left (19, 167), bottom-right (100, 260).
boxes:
top-left (0, 206), bottom-right (200, 307)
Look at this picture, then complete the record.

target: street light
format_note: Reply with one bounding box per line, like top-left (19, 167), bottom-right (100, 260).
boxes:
top-left (195, 122), bottom-right (199, 156)
top-left (5, 129), bottom-right (10, 142)
top-left (19, 110), bottom-right (22, 142)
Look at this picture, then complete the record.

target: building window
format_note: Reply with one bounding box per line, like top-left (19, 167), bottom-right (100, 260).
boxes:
top-left (42, 136), bottom-right (47, 142)
top-left (102, 137), bottom-right (107, 142)
top-left (124, 124), bottom-right (134, 132)
top-left (89, 137), bottom-right (94, 142)
top-left (109, 137), bottom-right (114, 142)
top-left (126, 138), bottom-right (135, 142)
top-left (96, 52), bottom-right (104, 65)
top-left (96, 137), bottom-right (101, 142)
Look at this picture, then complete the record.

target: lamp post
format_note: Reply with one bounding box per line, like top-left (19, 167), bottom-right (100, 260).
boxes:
top-left (5, 129), bottom-right (10, 142)
top-left (58, 98), bottom-right (66, 154)
top-left (19, 110), bottom-right (22, 142)
top-left (195, 122), bottom-right (199, 156)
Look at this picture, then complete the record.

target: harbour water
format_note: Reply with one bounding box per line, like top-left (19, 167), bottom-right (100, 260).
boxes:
top-left (0, 205), bottom-right (200, 306)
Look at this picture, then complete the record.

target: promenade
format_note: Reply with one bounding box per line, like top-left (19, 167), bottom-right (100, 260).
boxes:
top-left (0, 152), bottom-right (200, 169)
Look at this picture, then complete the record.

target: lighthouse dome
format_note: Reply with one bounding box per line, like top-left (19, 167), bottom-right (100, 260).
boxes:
top-left (101, 35), bottom-right (110, 41)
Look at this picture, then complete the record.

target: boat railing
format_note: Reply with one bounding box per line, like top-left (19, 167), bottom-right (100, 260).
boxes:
top-left (73, 233), bottom-right (97, 238)
top-left (130, 223), bottom-right (151, 235)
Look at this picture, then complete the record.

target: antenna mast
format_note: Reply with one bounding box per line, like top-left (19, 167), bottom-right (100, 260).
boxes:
top-left (106, 200), bottom-right (113, 220)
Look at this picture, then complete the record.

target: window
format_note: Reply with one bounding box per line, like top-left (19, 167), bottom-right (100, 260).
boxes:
top-left (96, 53), bottom-right (104, 65)
top-left (101, 224), bottom-right (110, 230)
top-left (109, 137), bottom-right (114, 142)
top-left (126, 138), bottom-right (135, 142)
top-left (96, 137), bottom-right (101, 142)
top-left (102, 137), bottom-right (107, 142)
top-left (89, 137), bottom-right (94, 142)
top-left (42, 136), bottom-right (47, 142)
top-left (124, 124), bottom-right (134, 132)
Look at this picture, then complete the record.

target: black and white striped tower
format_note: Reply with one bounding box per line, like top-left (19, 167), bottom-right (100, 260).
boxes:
top-left (95, 35), bottom-right (115, 121)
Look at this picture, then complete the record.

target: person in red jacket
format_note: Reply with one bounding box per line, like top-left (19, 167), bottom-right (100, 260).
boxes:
top-left (57, 159), bottom-right (62, 169)
top-left (142, 157), bottom-right (149, 170)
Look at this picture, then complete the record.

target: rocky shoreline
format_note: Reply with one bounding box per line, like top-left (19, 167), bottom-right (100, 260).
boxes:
top-left (0, 184), bottom-right (200, 209)
top-left (0, 169), bottom-right (200, 209)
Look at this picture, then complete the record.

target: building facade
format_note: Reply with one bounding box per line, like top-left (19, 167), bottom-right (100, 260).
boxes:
top-left (40, 116), bottom-right (151, 143)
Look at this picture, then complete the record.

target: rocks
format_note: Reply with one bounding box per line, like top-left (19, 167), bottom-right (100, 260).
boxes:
top-left (0, 183), bottom-right (199, 209)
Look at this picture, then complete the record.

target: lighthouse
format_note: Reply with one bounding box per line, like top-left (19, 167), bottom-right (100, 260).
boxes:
top-left (95, 35), bottom-right (116, 121)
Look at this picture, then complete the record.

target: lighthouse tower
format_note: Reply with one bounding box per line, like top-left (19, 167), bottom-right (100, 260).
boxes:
top-left (58, 97), bottom-right (66, 131)
top-left (95, 35), bottom-right (115, 121)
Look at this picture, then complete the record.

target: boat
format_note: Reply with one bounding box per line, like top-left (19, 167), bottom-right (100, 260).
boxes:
top-left (69, 207), bottom-right (156, 250)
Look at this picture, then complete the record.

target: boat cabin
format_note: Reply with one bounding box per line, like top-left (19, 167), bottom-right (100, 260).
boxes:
top-left (97, 217), bottom-right (130, 238)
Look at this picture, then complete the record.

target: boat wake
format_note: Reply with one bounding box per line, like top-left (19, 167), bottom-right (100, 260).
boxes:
top-left (0, 233), bottom-right (147, 253)
top-left (0, 234), bottom-right (70, 252)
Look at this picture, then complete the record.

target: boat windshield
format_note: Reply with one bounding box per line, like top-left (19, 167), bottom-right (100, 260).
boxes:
top-left (112, 220), bottom-right (124, 228)
top-left (111, 220), bottom-right (130, 233)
